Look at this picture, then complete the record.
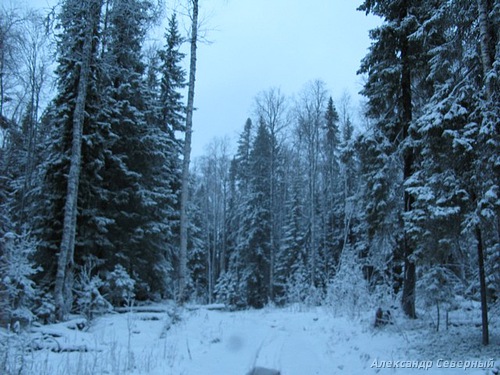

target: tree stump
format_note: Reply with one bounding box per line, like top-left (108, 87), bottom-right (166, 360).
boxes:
top-left (374, 307), bottom-right (391, 327)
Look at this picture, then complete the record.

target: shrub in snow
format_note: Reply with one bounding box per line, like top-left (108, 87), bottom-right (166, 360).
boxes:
top-left (305, 286), bottom-right (325, 307)
top-left (417, 265), bottom-right (461, 331)
top-left (215, 272), bottom-right (234, 306)
top-left (33, 291), bottom-right (55, 324)
top-left (215, 271), bottom-right (245, 309)
top-left (132, 275), bottom-right (151, 301)
top-left (326, 248), bottom-right (371, 317)
top-left (284, 269), bottom-right (324, 307)
top-left (74, 256), bottom-right (112, 319)
top-left (103, 264), bottom-right (135, 306)
top-left (0, 232), bottom-right (39, 327)
top-left (284, 269), bottom-right (309, 305)
top-left (0, 329), bottom-right (33, 375)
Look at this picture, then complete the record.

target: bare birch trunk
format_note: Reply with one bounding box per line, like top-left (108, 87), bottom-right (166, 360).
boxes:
top-left (178, 0), bottom-right (198, 302)
top-left (54, 0), bottom-right (99, 321)
top-left (476, 0), bottom-right (494, 96)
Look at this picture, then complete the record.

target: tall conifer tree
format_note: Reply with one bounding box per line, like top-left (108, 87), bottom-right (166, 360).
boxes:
top-left (358, 0), bottom-right (435, 318)
top-left (97, 0), bottom-right (174, 297)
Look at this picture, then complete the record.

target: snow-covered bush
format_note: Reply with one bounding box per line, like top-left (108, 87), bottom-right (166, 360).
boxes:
top-left (326, 248), bottom-right (371, 317)
top-left (284, 269), bottom-right (309, 305)
top-left (284, 268), bottom-right (324, 307)
top-left (74, 256), bottom-right (112, 319)
top-left (0, 329), bottom-right (32, 375)
top-left (215, 272), bottom-right (233, 305)
top-left (0, 232), bottom-right (39, 326)
top-left (215, 271), bottom-right (243, 309)
top-left (417, 265), bottom-right (461, 331)
top-left (305, 285), bottom-right (326, 306)
top-left (33, 291), bottom-right (55, 324)
top-left (103, 264), bottom-right (135, 306)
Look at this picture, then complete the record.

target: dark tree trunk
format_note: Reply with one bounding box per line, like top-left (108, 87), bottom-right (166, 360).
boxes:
top-left (475, 0), bottom-right (493, 346)
top-left (475, 225), bottom-right (489, 345)
top-left (400, 3), bottom-right (417, 319)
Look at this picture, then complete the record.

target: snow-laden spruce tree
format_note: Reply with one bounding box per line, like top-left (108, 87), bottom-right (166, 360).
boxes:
top-left (104, 264), bottom-right (136, 306)
top-left (239, 120), bottom-right (273, 308)
top-left (358, 0), bottom-right (446, 319)
top-left (391, 0), bottom-right (499, 345)
top-left (156, 15), bottom-right (186, 288)
top-left (275, 183), bottom-right (308, 304)
top-left (97, 0), bottom-right (175, 300)
top-left (216, 119), bottom-right (254, 308)
top-left (318, 96), bottom-right (343, 287)
top-left (217, 120), bottom-right (276, 308)
top-left (352, 127), bottom-right (402, 294)
top-left (159, 12), bottom-right (186, 140)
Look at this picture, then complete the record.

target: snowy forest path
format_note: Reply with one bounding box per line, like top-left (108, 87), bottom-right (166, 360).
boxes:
top-left (16, 304), bottom-right (498, 375)
top-left (172, 306), bottom-right (378, 375)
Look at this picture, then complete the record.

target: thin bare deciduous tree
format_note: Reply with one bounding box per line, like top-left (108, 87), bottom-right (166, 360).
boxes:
top-left (178, 0), bottom-right (198, 302)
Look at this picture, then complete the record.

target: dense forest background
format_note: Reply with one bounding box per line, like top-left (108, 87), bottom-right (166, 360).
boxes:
top-left (0, 0), bottom-right (498, 345)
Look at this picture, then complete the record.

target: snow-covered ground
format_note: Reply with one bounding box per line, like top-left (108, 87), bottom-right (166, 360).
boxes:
top-left (2, 303), bottom-right (498, 375)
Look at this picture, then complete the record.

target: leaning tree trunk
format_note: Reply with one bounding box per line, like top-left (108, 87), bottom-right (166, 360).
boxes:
top-left (54, 0), bottom-right (100, 321)
top-left (178, 0), bottom-right (198, 302)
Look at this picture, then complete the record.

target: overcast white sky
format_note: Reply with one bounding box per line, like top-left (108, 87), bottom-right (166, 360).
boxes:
top-left (189, 0), bottom-right (380, 157)
top-left (28, 0), bottom-right (380, 157)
